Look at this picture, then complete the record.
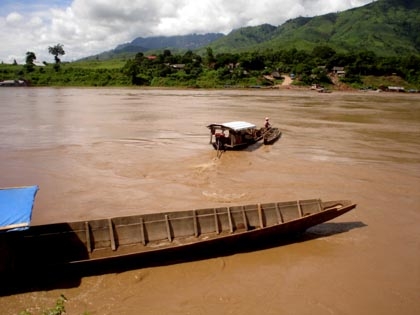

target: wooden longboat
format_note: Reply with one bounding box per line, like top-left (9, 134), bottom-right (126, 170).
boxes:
top-left (263, 127), bottom-right (282, 145)
top-left (0, 198), bottom-right (356, 273)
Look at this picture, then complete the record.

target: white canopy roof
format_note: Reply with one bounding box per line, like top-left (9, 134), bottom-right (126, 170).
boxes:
top-left (209, 121), bottom-right (256, 131)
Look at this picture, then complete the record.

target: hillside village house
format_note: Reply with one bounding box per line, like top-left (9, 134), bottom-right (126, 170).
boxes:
top-left (332, 66), bottom-right (346, 76)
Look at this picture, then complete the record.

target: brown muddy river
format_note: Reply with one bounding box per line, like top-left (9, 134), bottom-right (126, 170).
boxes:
top-left (0, 87), bottom-right (419, 314)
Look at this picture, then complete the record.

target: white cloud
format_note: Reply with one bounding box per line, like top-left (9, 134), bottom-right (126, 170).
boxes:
top-left (5, 12), bottom-right (23, 24)
top-left (0, 0), bottom-right (375, 64)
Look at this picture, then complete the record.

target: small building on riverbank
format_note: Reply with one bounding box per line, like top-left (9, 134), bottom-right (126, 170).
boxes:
top-left (387, 86), bottom-right (405, 92)
top-left (0, 79), bottom-right (27, 87)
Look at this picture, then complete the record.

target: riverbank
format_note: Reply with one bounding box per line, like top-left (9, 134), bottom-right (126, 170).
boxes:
top-left (1, 62), bottom-right (419, 91)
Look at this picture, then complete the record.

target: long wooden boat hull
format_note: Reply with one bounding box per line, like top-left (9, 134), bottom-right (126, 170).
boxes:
top-left (0, 199), bottom-right (356, 273)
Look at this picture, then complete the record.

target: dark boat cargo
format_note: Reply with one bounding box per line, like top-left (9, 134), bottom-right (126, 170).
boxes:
top-left (263, 127), bottom-right (282, 145)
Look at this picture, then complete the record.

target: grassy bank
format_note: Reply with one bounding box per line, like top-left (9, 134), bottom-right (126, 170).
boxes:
top-left (1, 61), bottom-right (418, 91)
top-left (0, 62), bottom-right (131, 87)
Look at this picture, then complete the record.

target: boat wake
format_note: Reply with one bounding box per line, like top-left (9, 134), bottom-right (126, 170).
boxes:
top-left (191, 161), bottom-right (217, 173)
top-left (201, 190), bottom-right (247, 202)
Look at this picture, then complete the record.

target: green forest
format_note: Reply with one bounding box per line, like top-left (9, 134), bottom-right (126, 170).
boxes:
top-left (1, 46), bottom-right (420, 90)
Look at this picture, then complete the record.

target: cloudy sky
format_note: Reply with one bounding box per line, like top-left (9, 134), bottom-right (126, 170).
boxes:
top-left (0, 0), bottom-right (375, 64)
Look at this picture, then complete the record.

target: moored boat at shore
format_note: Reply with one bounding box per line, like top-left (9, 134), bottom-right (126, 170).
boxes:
top-left (0, 187), bottom-right (357, 273)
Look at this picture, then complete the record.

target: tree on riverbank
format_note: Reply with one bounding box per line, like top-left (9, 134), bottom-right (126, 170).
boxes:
top-left (48, 44), bottom-right (65, 63)
top-left (25, 51), bottom-right (36, 72)
top-left (48, 44), bottom-right (65, 71)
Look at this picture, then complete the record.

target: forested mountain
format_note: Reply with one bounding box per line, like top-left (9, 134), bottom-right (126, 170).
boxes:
top-left (83, 33), bottom-right (223, 61)
top-left (207, 0), bottom-right (420, 56)
top-left (86, 0), bottom-right (419, 60)
top-left (116, 33), bottom-right (224, 53)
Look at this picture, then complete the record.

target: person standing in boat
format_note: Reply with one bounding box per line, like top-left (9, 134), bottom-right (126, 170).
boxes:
top-left (264, 117), bottom-right (271, 130)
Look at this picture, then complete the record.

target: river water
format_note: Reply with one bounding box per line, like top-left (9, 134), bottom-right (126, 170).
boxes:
top-left (0, 87), bottom-right (419, 314)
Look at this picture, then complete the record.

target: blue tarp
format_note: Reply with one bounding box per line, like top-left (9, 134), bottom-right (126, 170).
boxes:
top-left (0, 185), bottom-right (38, 232)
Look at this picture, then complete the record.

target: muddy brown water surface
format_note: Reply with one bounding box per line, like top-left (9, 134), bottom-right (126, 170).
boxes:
top-left (0, 87), bottom-right (419, 314)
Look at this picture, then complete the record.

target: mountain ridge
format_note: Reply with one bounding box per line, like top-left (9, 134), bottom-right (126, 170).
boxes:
top-left (84, 0), bottom-right (420, 60)
top-left (207, 0), bottom-right (420, 56)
